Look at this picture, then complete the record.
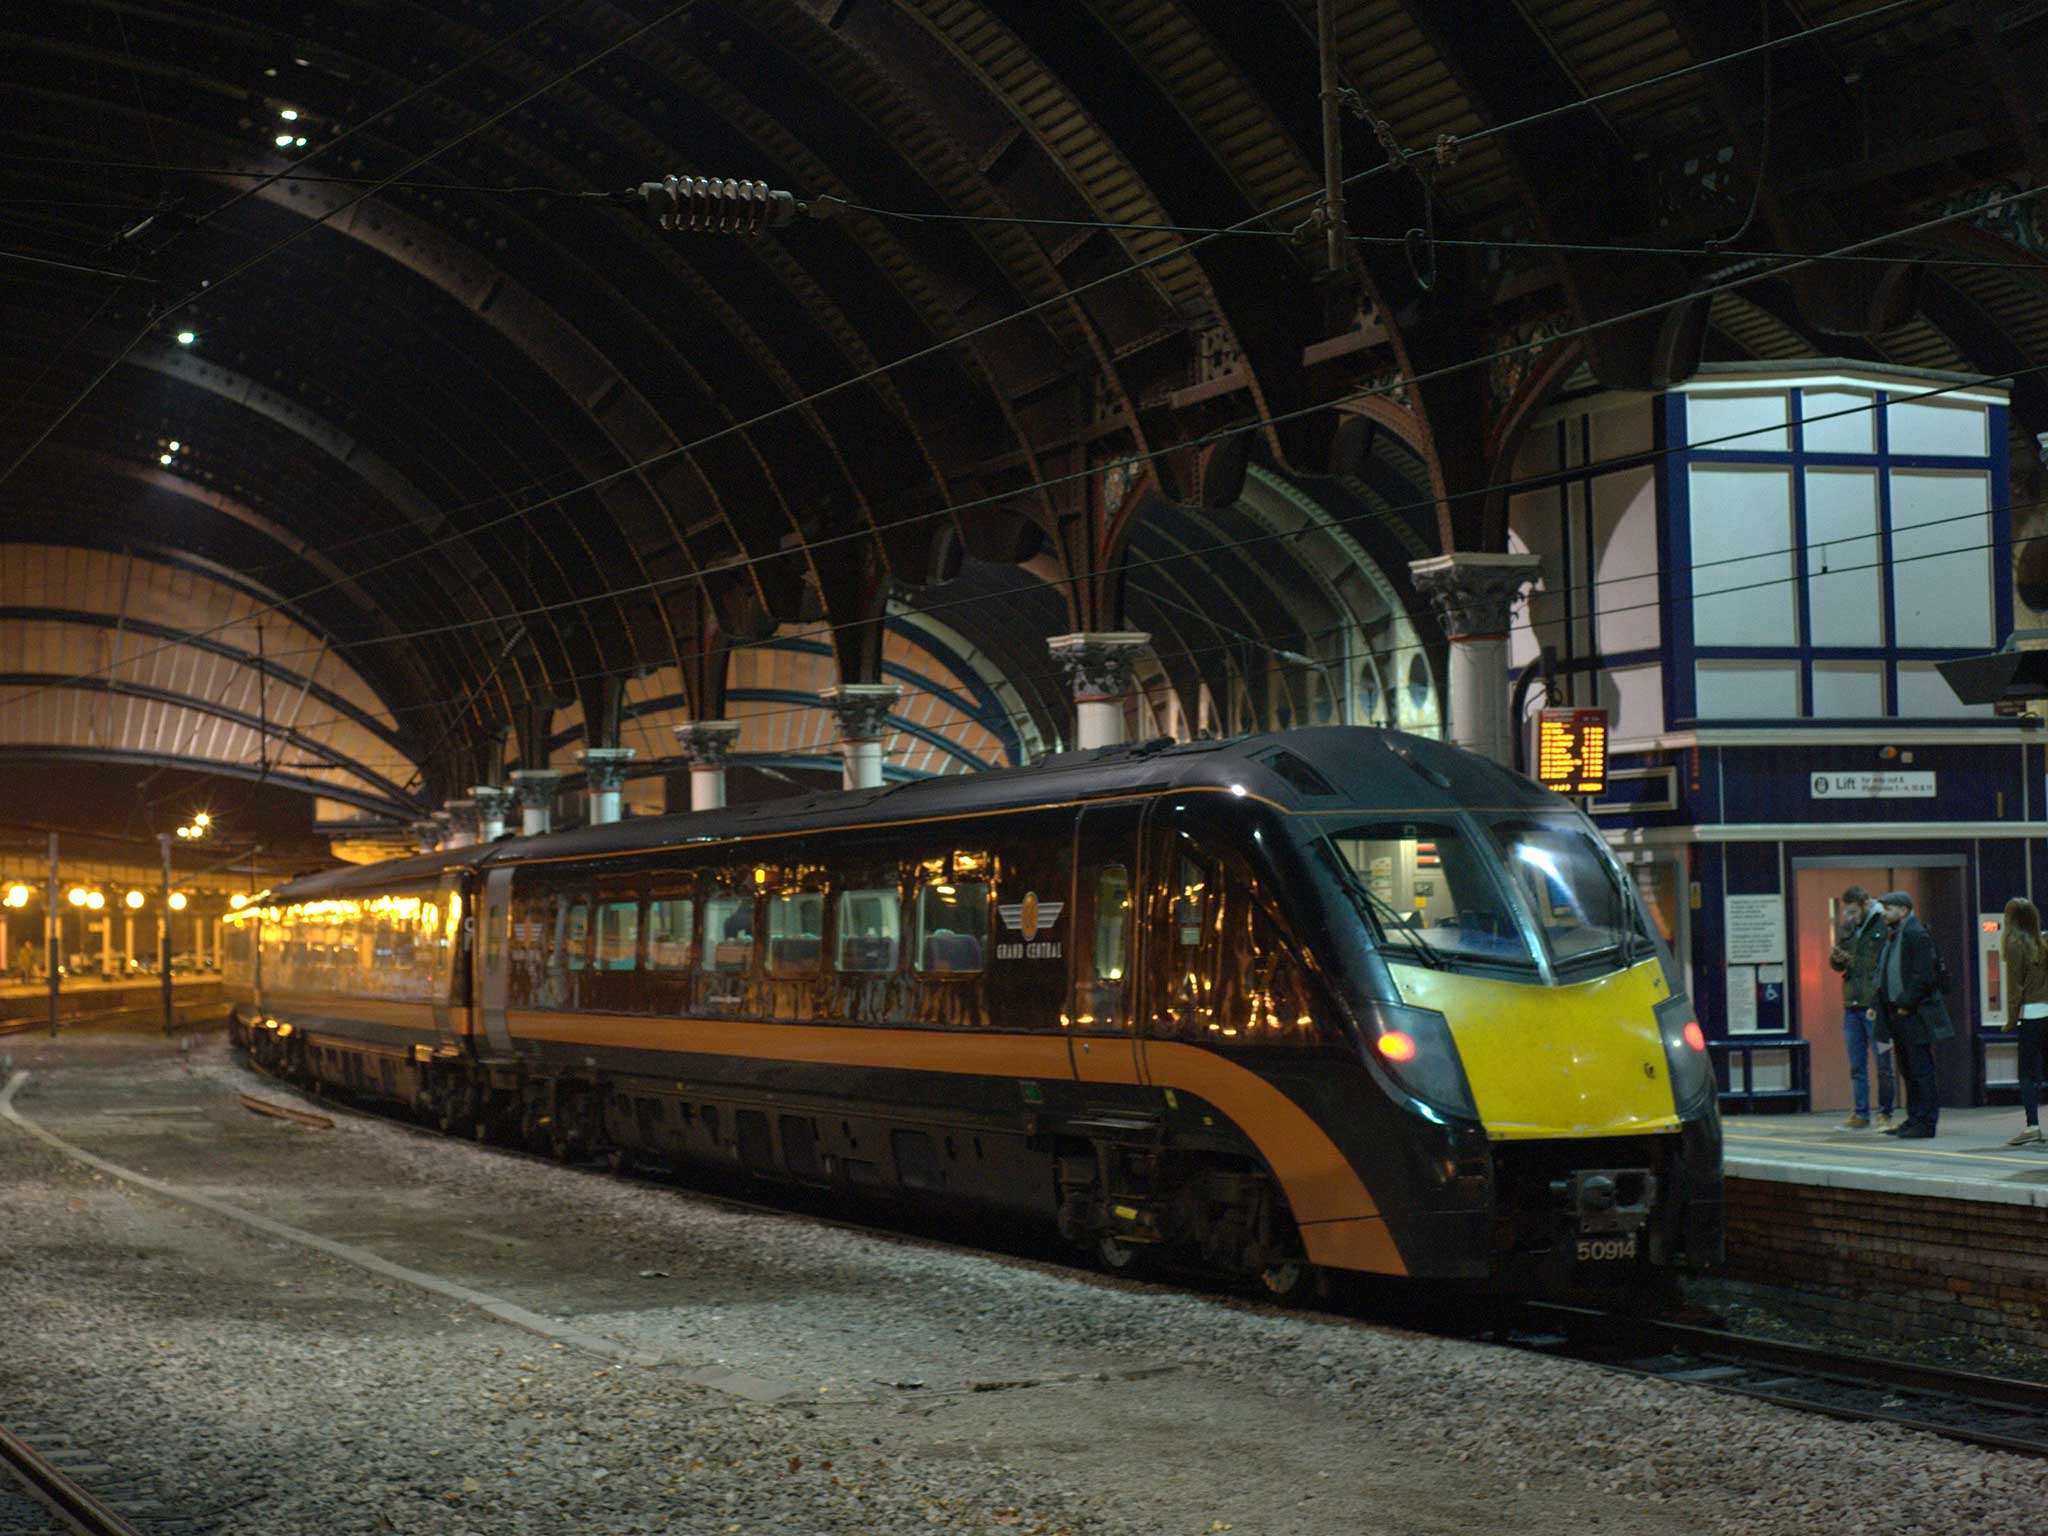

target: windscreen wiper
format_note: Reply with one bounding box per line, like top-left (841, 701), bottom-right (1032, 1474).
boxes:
top-left (1319, 837), bottom-right (1445, 969)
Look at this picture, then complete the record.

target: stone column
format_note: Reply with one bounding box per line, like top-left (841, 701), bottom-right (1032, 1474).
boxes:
top-left (471, 785), bottom-right (514, 842)
top-left (430, 810), bottom-right (455, 851)
top-left (1408, 552), bottom-right (1542, 767)
top-left (578, 747), bottom-right (636, 826)
top-left (672, 720), bottom-right (743, 811)
top-left (1047, 632), bottom-right (1151, 750)
top-left (818, 684), bottom-right (902, 791)
top-left (442, 799), bottom-right (480, 849)
top-left (124, 912), bottom-right (135, 971)
top-left (100, 915), bottom-right (113, 978)
top-left (411, 819), bottom-right (442, 853)
top-left (509, 769), bottom-right (563, 837)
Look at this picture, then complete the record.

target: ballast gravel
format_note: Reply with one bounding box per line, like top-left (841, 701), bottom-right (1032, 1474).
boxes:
top-left (0, 1034), bottom-right (2042, 1536)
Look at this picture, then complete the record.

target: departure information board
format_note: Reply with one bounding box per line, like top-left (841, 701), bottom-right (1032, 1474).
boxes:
top-left (1533, 708), bottom-right (1608, 795)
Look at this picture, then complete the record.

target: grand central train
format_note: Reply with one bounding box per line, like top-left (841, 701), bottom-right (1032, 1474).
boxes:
top-left (225, 727), bottom-right (1723, 1300)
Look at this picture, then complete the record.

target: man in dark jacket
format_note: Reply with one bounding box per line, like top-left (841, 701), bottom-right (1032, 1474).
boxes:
top-left (1870, 891), bottom-right (1954, 1139)
top-left (1830, 886), bottom-right (1894, 1129)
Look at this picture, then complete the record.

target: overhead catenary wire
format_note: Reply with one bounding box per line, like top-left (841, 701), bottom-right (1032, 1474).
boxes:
top-left (4, 281), bottom-right (2042, 736)
top-left (176, 501), bottom-right (2048, 788)
top-left (0, 0), bottom-right (2009, 724)
top-left (113, 477), bottom-right (2048, 771)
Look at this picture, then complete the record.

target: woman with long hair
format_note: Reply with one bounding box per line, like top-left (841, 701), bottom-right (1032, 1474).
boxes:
top-left (2000, 896), bottom-right (2048, 1145)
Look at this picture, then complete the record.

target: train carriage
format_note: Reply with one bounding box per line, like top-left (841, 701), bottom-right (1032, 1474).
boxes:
top-left (225, 727), bottom-right (1723, 1300)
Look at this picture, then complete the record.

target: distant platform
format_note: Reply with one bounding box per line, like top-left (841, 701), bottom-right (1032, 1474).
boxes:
top-left (1725, 1105), bottom-right (2048, 1209)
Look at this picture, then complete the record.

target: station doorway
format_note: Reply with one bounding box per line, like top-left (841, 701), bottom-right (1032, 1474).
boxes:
top-left (1792, 859), bottom-right (1971, 1113)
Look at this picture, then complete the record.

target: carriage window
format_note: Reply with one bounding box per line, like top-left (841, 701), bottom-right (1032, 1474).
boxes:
top-left (1096, 865), bottom-right (1131, 982)
top-left (837, 889), bottom-right (901, 973)
top-left (647, 898), bottom-right (694, 970)
top-left (561, 901), bottom-right (591, 972)
top-left (767, 892), bottom-right (824, 974)
top-left (700, 893), bottom-right (754, 973)
top-left (917, 880), bottom-right (988, 973)
top-left (595, 901), bottom-right (639, 971)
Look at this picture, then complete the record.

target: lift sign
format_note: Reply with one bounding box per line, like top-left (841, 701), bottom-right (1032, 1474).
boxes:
top-left (1534, 708), bottom-right (1608, 795)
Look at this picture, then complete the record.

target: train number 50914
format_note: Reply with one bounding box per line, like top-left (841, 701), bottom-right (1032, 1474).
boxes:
top-left (1575, 1234), bottom-right (1638, 1263)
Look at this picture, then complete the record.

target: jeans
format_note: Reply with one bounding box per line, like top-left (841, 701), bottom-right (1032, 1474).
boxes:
top-left (2019, 1017), bottom-right (2046, 1129)
top-left (1843, 1008), bottom-right (1895, 1117)
top-left (1898, 1038), bottom-right (1940, 1130)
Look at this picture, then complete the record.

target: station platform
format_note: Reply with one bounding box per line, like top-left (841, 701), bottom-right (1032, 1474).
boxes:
top-left (1724, 1106), bottom-right (2048, 1210)
top-left (1719, 1107), bottom-right (2048, 1354)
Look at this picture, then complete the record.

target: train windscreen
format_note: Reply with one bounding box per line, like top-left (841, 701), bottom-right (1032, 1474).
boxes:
top-left (1483, 814), bottom-right (1653, 972)
top-left (1323, 813), bottom-right (1652, 977)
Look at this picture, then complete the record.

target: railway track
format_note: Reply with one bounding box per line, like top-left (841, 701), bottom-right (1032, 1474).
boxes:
top-left (239, 1056), bottom-right (2048, 1460)
top-left (1519, 1305), bottom-right (2048, 1458)
top-left (0, 1424), bottom-right (147, 1536)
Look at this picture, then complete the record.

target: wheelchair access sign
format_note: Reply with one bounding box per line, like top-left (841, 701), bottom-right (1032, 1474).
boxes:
top-left (1809, 770), bottom-right (1937, 799)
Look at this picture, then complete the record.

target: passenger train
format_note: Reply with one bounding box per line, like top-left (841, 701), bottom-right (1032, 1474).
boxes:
top-left (225, 727), bottom-right (1723, 1300)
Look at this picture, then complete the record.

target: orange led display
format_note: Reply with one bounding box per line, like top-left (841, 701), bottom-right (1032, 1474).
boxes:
top-left (1533, 708), bottom-right (1608, 796)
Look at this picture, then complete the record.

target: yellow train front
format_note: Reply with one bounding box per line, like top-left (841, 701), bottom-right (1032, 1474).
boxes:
top-left (222, 726), bottom-right (1720, 1303)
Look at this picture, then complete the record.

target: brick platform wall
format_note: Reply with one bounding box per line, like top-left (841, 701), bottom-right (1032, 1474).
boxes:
top-left (1724, 1177), bottom-right (2048, 1352)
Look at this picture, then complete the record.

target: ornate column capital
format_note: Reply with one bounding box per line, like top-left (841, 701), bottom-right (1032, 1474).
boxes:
top-left (818, 683), bottom-right (902, 742)
top-left (1408, 552), bottom-right (1543, 640)
top-left (1046, 631), bottom-right (1151, 698)
top-left (410, 819), bottom-right (441, 853)
top-left (673, 719), bottom-right (743, 766)
top-left (443, 798), bottom-right (480, 846)
top-left (470, 784), bottom-right (513, 833)
top-left (576, 746), bottom-right (636, 793)
top-left (508, 768), bottom-right (563, 810)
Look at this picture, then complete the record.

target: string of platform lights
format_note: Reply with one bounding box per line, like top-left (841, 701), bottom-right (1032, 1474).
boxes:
top-left (10, 171), bottom-right (2045, 745)
top-left (0, 0), bottom-right (1943, 684)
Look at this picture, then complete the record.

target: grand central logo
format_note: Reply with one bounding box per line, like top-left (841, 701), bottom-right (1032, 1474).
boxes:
top-left (996, 891), bottom-right (1065, 960)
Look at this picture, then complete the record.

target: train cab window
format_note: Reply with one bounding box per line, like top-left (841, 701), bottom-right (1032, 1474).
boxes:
top-left (1324, 821), bottom-right (1528, 969)
top-left (647, 898), bottom-right (695, 970)
top-left (595, 901), bottom-right (639, 972)
top-left (766, 892), bottom-right (824, 975)
top-left (1485, 815), bottom-right (1651, 971)
top-left (562, 901), bottom-right (591, 972)
top-left (837, 889), bottom-right (901, 973)
top-left (916, 881), bottom-right (988, 973)
top-left (1096, 865), bottom-right (1132, 983)
top-left (701, 892), bottom-right (755, 974)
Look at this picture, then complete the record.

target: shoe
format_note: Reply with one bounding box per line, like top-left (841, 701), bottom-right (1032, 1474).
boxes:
top-left (2008, 1126), bottom-right (2045, 1147)
top-left (1880, 1122), bottom-right (1906, 1135)
top-left (1840, 1114), bottom-right (1870, 1130)
top-left (1878, 1111), bottom-right (1894, 1128)
top-left (1895, 1126), bottom-right (1935, 1139)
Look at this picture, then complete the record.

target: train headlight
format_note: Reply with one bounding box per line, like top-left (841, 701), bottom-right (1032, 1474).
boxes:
top-left (1656, 995), bottom-right (1717, 1118)
top-left (1360, 1001), bottom-right (1478, 1122)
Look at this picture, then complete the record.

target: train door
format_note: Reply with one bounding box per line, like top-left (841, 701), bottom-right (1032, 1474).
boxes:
top-left (1068, 801), bottom-right (1144, 1085)
top-left (478, 865), bottom-right (517, 1059)
top-left (430, 870), bottom-right (468, 1050)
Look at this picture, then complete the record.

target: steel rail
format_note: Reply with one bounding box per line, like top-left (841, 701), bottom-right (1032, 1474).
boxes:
top-left (1522, 1303), bottom-right (2048, 1458)
top-left (0, 1423), bottom-right (147, 1536)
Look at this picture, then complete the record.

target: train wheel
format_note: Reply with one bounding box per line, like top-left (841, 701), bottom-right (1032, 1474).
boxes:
top-left (1258, 1260), bottom-right (1318, 1307)
top-left (1096, 1236), bottom-right (1146, 1277)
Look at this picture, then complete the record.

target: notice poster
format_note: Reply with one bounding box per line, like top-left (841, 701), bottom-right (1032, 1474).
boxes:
top-left (1726, 965), bottom-right (1759, 1034)
top-left (1724, 894), bottom-right (1787, 965)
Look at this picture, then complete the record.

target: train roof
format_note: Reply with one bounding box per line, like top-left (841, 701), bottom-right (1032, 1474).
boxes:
top-left (265, 727), bottom-right (1565, 901)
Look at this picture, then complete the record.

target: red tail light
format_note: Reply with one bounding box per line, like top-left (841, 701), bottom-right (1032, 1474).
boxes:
top-left (1377, 1031), bottom-right (1418, 1063)
top-left (1682, 1021), bottom-right (1706, 1052)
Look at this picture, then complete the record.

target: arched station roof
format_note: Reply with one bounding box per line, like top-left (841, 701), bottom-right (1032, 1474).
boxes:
top-left (4, 0), bottom-right (2045, 830)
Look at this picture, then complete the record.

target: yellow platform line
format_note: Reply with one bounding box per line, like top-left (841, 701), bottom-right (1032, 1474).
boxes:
top-left (1725, 1132), bottom-right (2048, 1171)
